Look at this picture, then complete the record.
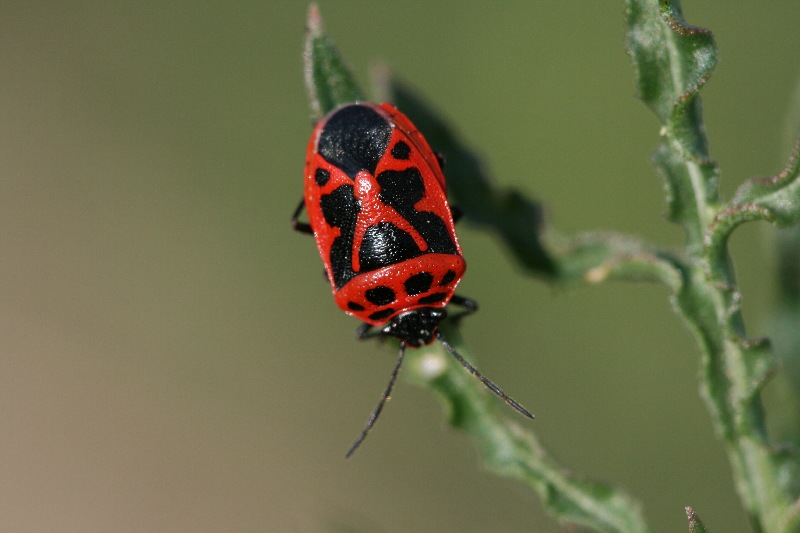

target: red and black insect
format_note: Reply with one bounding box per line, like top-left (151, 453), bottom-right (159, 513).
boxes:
top-left (292, 102), bottom-right (533, 457)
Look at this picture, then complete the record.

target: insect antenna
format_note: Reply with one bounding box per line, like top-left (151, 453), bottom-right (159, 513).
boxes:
top-left (435, 332), bottom-right (534, 420)
top-left (345, 342), bottom-right (407, 458)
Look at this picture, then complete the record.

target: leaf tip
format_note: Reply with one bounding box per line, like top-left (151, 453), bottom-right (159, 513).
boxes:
top-left (685, 506), bottom-right (708, 533)
top-left (302, 2), bottom-right (363, 119)
top-left (306, 3), bottom-right (322, 35)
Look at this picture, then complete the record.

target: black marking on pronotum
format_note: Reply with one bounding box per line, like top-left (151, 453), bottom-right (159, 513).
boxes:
top-left (318, 105), bottom-right (392, 179)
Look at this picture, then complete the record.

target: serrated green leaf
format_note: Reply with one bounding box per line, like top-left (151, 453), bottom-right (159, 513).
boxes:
top-left (626, 3), bottom-right (800, 531)
top-left (626, 0), bottom-right (720, 247)
top-left (625, 0), bottom-right (716, 125)
top-left (303, 3), bottom-right (363, 120)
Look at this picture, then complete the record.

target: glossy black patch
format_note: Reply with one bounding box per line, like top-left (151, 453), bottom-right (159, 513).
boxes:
top-left (365, 286), bottom-right (396, 306)
top-left (391, 141), bottom-right (411, 160)
top-left (376, 168), bottom-right (457, 255)
top-left (369, 308), bottom-right (395, 321)
top-left (418, 292), bottom-right (448, 304)
top-left (359, 222), bottom-right (422, 273)
top-left (320, 184), bottom-right (360, 288)
top-left (439, 270), bottom-right (456, 286)
top-left (404, 272), bottom-right (433, 296)
top-left (347, 302), bottom-right (365, 311)
top-left (318, 105), bottom-right (391, 179)
top-left (314, 168), bottom-right (330, 186)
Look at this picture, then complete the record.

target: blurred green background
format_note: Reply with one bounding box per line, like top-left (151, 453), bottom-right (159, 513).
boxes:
top-left (2, 2), bottom-right (799, 531)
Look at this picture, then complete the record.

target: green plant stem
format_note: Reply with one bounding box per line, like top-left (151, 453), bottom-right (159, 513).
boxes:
top-left (626, 1), bottom-right (800, 530)
top-left (674, 263), bottom-right (786, 531)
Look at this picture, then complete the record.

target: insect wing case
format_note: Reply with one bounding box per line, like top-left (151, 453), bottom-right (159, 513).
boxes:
top-left (303, 103), bottom-right (465, 326)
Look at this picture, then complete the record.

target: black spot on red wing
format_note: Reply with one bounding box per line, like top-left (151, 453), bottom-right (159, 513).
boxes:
top-left (315, 168), bottom-right (330, 186)
top-left (365, 286), bottom-right (396, 306)
top-left (418, 292), bottom-right (448, 304)
top-left (391, 141), bottom-right (411, 160)
top-left (359, 222), bottom-right (422, 273)
top-left (318, 105), bottom-right (391, 179)
top-left (439, 270), bottom-right (456, 286)
top-left (376, 168), bottom-right (457, 255)
top-left (369, 308), bottom-right (395, 321)
top-left (404, 272), bottom-right (433, 296)
top-left (348, 302), bottom-right (365, 311)
top-left (320, 184), bottom-right (360, 288)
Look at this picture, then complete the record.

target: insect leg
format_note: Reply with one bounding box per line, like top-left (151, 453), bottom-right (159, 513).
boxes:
top-left (449, 294), bottom-right (478, 313)
top-left (447, 294), bottom-right (478, 322)
top-left (434, 151), bottom-right (446, 169)
top-left (450, 205), bottom-right (463, 224)
top-left (355, 323), bottom-right (380, 340)
top-left (291, 198), bottom-right (313, 234)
